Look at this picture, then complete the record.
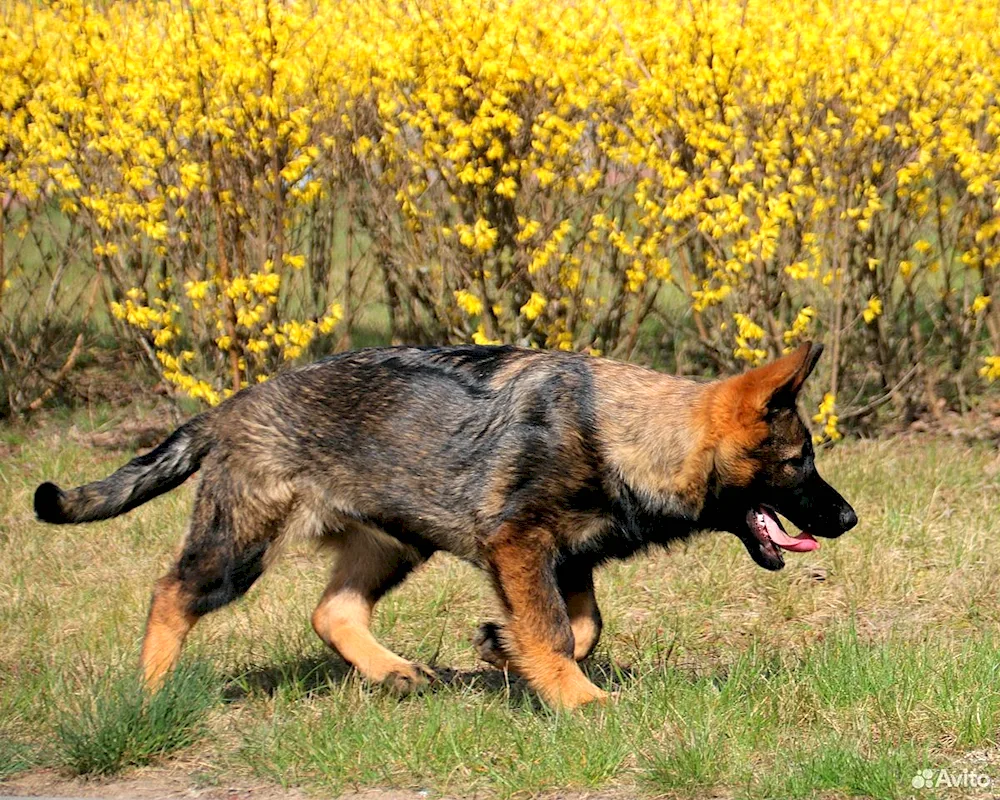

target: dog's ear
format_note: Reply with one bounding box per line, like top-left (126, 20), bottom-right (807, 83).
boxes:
top-left (737, 341), bottom-right (824, 414)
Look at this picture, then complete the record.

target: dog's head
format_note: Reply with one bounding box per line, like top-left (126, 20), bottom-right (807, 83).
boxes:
top-left (706, 342), bottom-right (857, 570)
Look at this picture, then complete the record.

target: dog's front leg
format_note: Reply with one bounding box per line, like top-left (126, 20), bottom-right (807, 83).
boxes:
top-left (475, 559), bottom-right (603, 666)
top-left (558, 563), bottom-right (603, 661)
top-left (484, 523), bottom-right (607, 710)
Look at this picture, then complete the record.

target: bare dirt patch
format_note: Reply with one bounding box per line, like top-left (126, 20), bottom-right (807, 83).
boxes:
top-left (1, 769), bottom-right (637, 800)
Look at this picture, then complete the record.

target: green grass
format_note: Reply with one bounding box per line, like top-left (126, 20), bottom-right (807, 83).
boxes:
top-left (1, 410), bottom-right (999, 797)
top-left (0, 737), bottom-right (38, 780)
top-left (53, 661), bottom-right (217, 776)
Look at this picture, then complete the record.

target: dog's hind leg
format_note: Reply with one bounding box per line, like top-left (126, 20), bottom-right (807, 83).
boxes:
top-left (141, 575), bottom-right (198, 690)
top-left (476, 559), bottom-right (602, 667)
top-left (484, 525), bottom-right (607, 709)
top-left (141, 475), bottom-right (283, 690)
top-left (311, 525), bottom-right (432, 695)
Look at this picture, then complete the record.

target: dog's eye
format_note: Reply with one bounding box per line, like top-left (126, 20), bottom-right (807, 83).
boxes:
top-left (784, 454), bottom-right (805, 468)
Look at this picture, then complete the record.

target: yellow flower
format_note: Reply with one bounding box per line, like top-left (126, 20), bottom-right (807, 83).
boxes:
top-left (471, 325), bottom-right (501, 346)
top-left (249, 272), bottom-right (281, 296)
top-left (534, 167), bottom-right (556, 187)
top-left (318, 304), bottom-right (343, 334)
top-left (520, 292), bottom-right (547, 321)
top-left (454, 289), bottom-right (484, 316)
top-left (784, 261), bottom-right (813, 280)
top-left (458, 219), bottom-right (498, 253)
top-left (495, 177), bottom-right (517, 198)
top-left (812, 392), bottom-right (842, 443)
top-left (236, 306), bottom-right (263, 328)
top-left (971, 295), bottom-right (991, 315)
top-left (9, 0), bottom-right (999, 412)
top-left (185, 281), bottom-right (209, 301)
top-left (733, 313), bottom-right (766, 365)
top-left (783, 306), bottom-right (815, 343)
top-left (626, 263), bottom-right (647, 292)
top-left (862, 296), bottom-right (882, 324)
top-left (227, 277), bottom-right (249, 300)
top-left (813, 392), bottom-right (835, 423)
top-left (981, 356), bottom-right (1000, 382)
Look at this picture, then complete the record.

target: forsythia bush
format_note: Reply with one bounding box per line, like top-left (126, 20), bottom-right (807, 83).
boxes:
top-left (1, 0), bottom-right (999, 431)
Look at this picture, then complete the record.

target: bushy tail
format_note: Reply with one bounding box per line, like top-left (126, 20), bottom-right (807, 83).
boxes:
top-left (34, 414), bottom-right (214, 524)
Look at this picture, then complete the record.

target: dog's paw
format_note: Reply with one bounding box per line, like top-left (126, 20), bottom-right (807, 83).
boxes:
top-left (557, 683), bottom-right (608, 710)
top-left (544, 672), bottom-right (609, 710)
top-left (473, 621), bottom-right (511, 669)
top-left (382, 662), bottom-right (436, 696)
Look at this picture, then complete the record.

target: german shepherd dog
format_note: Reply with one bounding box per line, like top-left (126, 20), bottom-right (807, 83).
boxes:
top-left (35, 341), bottom-right (856, 709)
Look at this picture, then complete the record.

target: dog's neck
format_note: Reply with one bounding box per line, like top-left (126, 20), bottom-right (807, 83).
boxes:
top-left (592, 363), bottom-right (724, 521)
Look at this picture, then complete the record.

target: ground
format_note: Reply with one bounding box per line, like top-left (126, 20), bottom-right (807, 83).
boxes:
top-left (1, 404), bottom-right (999, 799)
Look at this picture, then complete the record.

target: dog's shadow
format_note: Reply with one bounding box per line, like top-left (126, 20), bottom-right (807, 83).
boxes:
top-left (221, 653), bottom-right (636, 708)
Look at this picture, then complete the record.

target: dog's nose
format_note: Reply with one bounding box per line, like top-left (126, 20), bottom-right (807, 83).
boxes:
top-left (839, 505), bottom-right (858, 532)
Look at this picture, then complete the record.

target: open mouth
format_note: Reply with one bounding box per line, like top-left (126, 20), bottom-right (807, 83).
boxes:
top-left (742, 505), bottom-right (819, 570)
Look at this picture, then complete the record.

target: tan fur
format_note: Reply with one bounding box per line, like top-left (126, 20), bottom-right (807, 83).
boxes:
top-left (565, 579), bottom-right (602, 661)
top-left (310, 525), bottom-right (432, 693)
top-left (592, 360), bottom-right (715, 516)
top-left (560, 515), bottom-right (612, 554)
top-left (502, 627), bottom-right (607, 708)
top-left (485, 523), bottom-right (606, 709)
top-left (312, 591), bottom-right (427, 689)
top-left (476, 575), bottom-right (602, 668)
top-left (489, 350), bottom-right (544, 388)
top-left (140, 577), bottom-right (198, 689)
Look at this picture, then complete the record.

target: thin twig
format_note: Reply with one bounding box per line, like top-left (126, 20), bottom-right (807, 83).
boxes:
top-left (838, 361), bottom-right (921, 422)
top-left (26, 332), bottom-right (84, 413)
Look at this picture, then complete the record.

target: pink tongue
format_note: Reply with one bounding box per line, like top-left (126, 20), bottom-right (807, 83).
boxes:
top-left (761, 509), bottom-right (820, 552)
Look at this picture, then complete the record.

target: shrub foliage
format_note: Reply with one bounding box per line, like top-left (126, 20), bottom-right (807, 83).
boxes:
top-left (2, 0), bottom-right (998, 431)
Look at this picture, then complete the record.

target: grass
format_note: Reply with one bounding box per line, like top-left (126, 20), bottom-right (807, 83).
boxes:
top-left (1, 408), bottom-right (999, 797)
top-left (0, 738), bottom-right (38, 780)
top-left (53, 661), bottom-right (217, 776)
